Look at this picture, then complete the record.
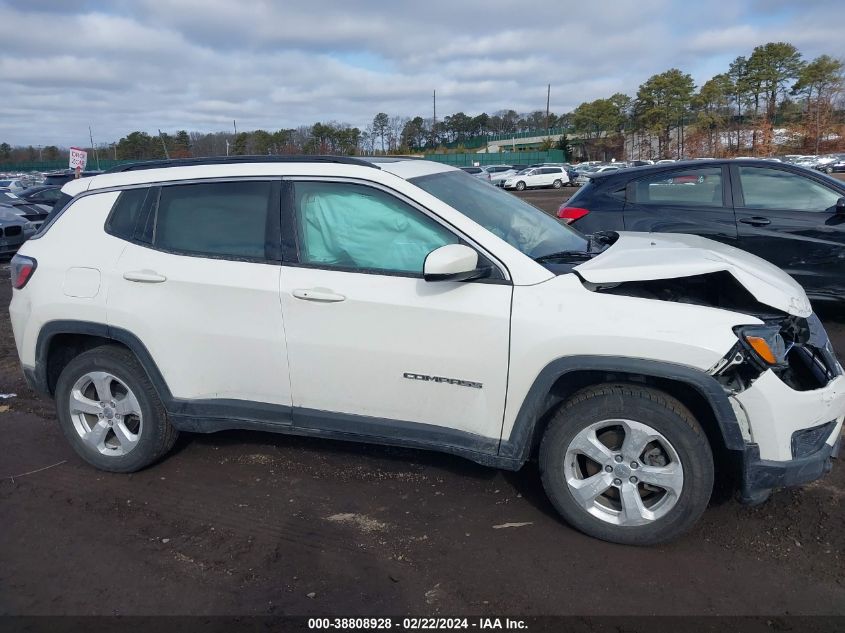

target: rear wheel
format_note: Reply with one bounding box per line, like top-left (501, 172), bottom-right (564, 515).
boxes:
top-left (55, 345), bottom-right (178, 472)
top-left (515, 181), bottom-right (526, 191)
top-left (552, 179), bottom-right (563, 189)
top-left (539, 384), bottom-right (713, 545)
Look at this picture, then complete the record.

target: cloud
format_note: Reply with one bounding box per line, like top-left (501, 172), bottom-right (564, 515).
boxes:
top-left (0, 0), bottom-right (843, 146)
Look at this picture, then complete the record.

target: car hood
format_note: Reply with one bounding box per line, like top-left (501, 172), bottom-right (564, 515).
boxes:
top-left (0, 205), bottom-right (29, 224)
top-left (573, 232), bottom-right (812, 317)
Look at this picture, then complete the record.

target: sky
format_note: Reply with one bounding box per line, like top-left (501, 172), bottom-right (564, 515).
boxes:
top-left (1, 0), bottom-right (844, 147)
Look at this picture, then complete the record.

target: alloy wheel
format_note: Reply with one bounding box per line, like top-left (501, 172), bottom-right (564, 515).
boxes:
top-left (563, 418), bottom-right (684, 526)
top-left (68, 371), bottom-right (143, 456)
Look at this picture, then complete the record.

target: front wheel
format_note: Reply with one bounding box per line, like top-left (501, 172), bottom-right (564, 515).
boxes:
top-left (515, 181), bottom-right (526, 191)
top-left (55, 345), bottom-right (178, 473)
top-left (539, 384), bottom-right (713, 545)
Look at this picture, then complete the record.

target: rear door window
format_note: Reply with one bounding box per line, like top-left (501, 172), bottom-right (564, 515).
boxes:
top-left (630, 167), bottom-right (724, 207)
top-left (149, 180), bottom-right (278, 260)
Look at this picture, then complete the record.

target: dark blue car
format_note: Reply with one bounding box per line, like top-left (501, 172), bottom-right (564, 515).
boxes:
top-left (558, 159), bottom-right (845, 304)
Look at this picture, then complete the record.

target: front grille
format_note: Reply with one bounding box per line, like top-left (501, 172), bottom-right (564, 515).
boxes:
top-left (1, 226), bottom-right (22, 237)
top-left (791, 420), bottom-right (837, 458)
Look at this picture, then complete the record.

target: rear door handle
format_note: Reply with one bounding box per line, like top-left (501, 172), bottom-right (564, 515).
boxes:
top-left (292, 288), bottom-right (346, 303)
top-left (123, 270), bottom-right (167, 283)
top-left (739, 217), bottom-right (771, 227)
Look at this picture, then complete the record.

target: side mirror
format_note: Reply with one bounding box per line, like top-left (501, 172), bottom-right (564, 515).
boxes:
top-left (423, 244), bottom-right (480, 282)
top-left (836, 197), bottom-right (845, 215)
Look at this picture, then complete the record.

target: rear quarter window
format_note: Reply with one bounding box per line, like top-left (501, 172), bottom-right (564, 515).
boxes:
top-left (105, 188), bottom-right (150, 240)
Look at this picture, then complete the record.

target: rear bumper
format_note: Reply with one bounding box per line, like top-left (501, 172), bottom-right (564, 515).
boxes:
top-left (740, 431), bottom-right (841, 503)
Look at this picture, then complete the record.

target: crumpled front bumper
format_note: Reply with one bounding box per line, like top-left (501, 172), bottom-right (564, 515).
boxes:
top-left (733, 372), bottom-right (845, 461)
top-left (731, 313), bottom-right (844, 502)
top-left (740, 430), bottom-right (841, 503)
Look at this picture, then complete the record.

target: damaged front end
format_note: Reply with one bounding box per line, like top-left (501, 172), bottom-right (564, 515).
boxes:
top-left (710, 312), bottom-right (842, 395)
top-left (570, 232), bottom-right (844, 501)
top-left (587, 268), bottom-right (842, 394)
top-left (591, 273), bottom-right (844, 501)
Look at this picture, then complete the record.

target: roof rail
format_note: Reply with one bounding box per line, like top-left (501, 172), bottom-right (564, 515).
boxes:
top-left (104, 155), bottom-right (381, 173)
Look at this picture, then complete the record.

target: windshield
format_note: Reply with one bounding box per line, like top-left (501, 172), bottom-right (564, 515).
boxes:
top-left (409, 170), bottom-right (588, 259)
top-left (0, 180), bottom-right (12, 187)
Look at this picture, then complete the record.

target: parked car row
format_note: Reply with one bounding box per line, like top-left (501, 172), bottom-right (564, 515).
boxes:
top-left (785, 154), bottom-right (845, 174)
top-left (459, 163), bottom-right (581, 190)
top-left (0, 169), bottom-right (106, 258)
top-left (0, 183), bottom-right (62, 253)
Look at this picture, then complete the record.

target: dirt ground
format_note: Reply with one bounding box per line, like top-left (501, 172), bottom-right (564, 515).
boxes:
top-left (1, 183), bottom-right (844, 617)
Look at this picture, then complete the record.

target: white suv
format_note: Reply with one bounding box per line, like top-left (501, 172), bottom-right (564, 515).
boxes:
top-left (503, 166), bottom-right (569, 190)
top-left (10, 156), bottom-right (843, 545)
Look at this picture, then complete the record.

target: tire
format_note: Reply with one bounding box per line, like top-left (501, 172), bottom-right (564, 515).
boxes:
top-left (55, 345), bottom-right (178, 473)
top-left (826, 166), bottom-right (833, 174)
top-left (552, 179), bottom-right (562, 189)
top-left (515, 181), bottom-right (526, 191)
top-left (539, 384), bottom-right (713, 545)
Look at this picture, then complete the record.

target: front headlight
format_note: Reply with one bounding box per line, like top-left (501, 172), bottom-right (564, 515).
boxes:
top-left (735, 325), bottom-right (787, 366)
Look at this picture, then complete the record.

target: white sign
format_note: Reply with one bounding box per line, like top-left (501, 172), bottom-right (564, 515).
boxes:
top-left (69, 147), bottom-right (88, 170)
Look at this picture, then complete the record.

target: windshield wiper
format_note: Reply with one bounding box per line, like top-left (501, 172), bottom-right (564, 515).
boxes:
top-left (534, 250), bottom-right (595, 263)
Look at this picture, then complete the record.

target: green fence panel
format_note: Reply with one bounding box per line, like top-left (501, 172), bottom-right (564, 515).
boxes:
top-left (423, 150), bottom-right (565, 166)
top-left (0, 159), bottom-right (136, 173)
top-left (440, 128), bottom-right (569, 150)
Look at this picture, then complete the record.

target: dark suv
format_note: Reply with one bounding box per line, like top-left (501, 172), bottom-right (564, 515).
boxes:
top-left (559, 159), bottom-right (845, 304)
top-left (43, 170), bottom-right (103, 186)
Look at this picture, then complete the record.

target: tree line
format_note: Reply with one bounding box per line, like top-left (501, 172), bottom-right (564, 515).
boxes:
top-left (2, 41), bottom-right (842, 166)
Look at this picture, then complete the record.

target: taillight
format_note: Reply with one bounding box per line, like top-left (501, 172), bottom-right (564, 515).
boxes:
top-left (557, 206), bottom-right (590, 224)
top-left (10, 254), bottom-right (37, 289)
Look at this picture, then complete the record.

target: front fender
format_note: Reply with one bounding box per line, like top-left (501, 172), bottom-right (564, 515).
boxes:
top-left (498, 355), bottom-right (745, 466)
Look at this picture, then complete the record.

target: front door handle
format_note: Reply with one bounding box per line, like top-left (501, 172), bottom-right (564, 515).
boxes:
top-left (739, 216), bottom-right (771, 227)
top-left (292, 288), bottom-right (346, 303)
top-left (123, 270), bottom-right (167, 283)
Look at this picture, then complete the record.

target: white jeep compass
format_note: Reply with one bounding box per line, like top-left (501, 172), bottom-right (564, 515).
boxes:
top-left (9, 156), bottom-right (844, 545)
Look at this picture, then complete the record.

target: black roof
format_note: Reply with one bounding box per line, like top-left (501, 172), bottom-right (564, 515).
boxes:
top-left (104, 155), bottom-right (380, 173)
top-left (585, 158), bottom-right (845, 187)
